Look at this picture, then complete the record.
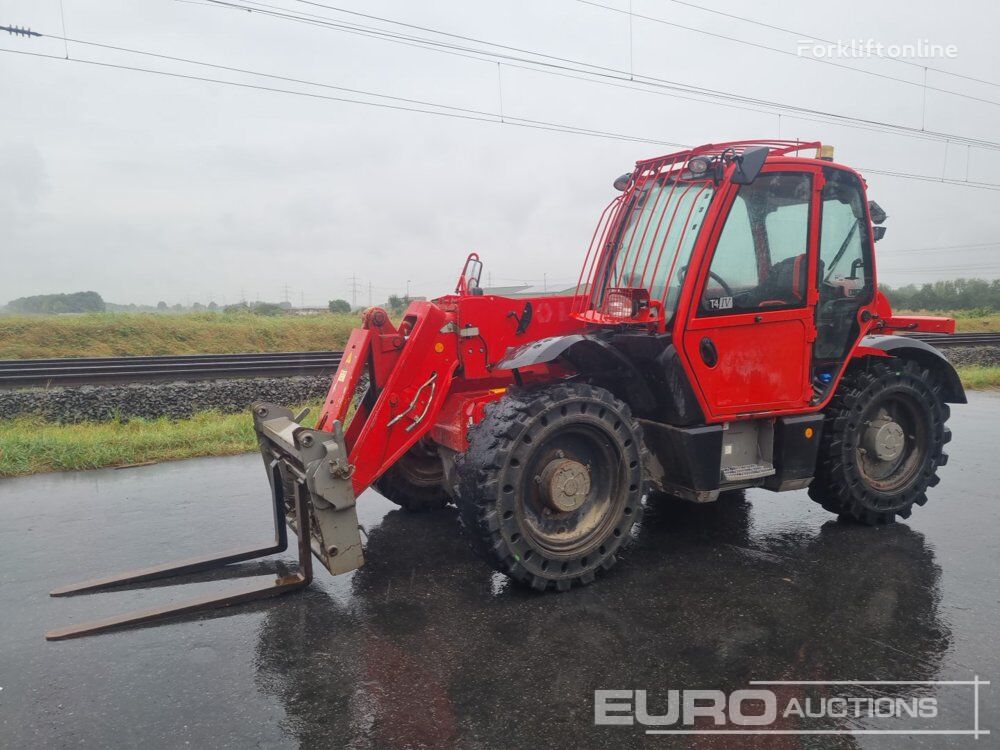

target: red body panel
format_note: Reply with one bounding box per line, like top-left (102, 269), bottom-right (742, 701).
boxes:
top-left (316, 302), bottom-right (459, 494)
top-left (881, 315), bottom-right (956, 334)
top-left (316, 328), bottom-right (371, 432)
top-left (438, 293), bottom-right (589, 378)
top-left (313, 292), bottom-right (589, 494)
top-left (674, 161), bottom-right (824, 418)
top-left (682, 310), bottom-right (813, 415)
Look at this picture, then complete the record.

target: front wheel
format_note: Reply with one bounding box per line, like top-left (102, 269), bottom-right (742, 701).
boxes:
top-left (455, 383), bottom-right (646, 591)
top-left (374, 440), bottom-right (451, 512)
top-left (808, 359), bottom-right (951, 525)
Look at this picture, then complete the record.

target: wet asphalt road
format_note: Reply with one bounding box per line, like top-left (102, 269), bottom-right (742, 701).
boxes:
top-left (1, 394), bottom-right (998, 750)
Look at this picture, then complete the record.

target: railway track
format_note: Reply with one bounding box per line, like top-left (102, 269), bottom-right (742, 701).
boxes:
top-left (0, 351), bottom-right (343, 388)
top-left (905, 332), bottom-right (1000, 348)
top-left (0, 333), bottom-right (996, 388)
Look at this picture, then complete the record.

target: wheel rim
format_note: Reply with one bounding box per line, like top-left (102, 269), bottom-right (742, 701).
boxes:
top-left (517, 421), bottom-right (626, 556)
top-left (857, 393), bottom-right (928, 496)
top-left (396, 440), bottom-right (444, 487)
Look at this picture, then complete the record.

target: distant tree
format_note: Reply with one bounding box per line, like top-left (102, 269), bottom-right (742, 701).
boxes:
top-left (156, 301), bottom-right (168, 311)
top-left (387, 294), bottom-right (411, 315)
top-left (879, 278), bottom-right (1000, 312)
top-left (6, 291), bottom-right (105, 314)
top-left (224, 302), bottom-right (250, 314)
top-left (208, 301), bottom-right (219, 310)
top-left (328, 298), bottom-right (351, 314)
top-left (192, 302), bottom-right (205, 311)
top-left (252, 302), bottom-right (285, 317)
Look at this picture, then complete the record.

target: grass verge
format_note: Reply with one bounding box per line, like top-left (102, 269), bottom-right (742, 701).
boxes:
top-left (0, 404), bottom-right (318, 477)
top-left (0, 312), bottom-right (359, 359)
top-left (956, 365), bottom-right (1000, 391)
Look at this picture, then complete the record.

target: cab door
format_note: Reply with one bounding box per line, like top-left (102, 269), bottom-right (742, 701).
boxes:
top-left (680, 167), bottom-right (821, 419)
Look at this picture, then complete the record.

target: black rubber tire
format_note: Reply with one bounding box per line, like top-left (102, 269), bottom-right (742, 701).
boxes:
top-left (454, 383), bottom-right (647, 591)
top-left (808, 358), bottom-right (951, 525)
top-left (374, 442), bottom-right (451, 512)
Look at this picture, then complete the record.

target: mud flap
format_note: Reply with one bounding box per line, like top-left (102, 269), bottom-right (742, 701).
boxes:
top-left (252, 402), bottom-right (365, 575)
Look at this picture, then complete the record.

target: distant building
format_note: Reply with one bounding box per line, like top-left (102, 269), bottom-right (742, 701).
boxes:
top-left (479, 285), bottom-right (531, 296)
top-left (480, 284), bottom-right (587, 297)
top-left (287, 307), bottom-right (332, 316)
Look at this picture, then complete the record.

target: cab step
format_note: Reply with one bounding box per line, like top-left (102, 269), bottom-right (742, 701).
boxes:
top-left (721, 463), bottom-right (776, 482)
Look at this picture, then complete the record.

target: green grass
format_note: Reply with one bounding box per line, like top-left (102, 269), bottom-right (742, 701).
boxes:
top-left (956, 365), bottom-right (1000, 391)
top-left (0, 312), bottom-right (359, 359)
top-left (0, 404), bottom-right (315, 477)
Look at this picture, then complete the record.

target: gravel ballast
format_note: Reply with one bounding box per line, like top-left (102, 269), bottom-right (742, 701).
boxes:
top-left (0, 376), bottom-right (331, 422)
top-left (0, 346), bottom-right (996, 423)
top-left (940, 346), bottom-right (1000, 368)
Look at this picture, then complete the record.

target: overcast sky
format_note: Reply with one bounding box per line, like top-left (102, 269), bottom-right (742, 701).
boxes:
top-left (2, 0), bottom-right (999, 307)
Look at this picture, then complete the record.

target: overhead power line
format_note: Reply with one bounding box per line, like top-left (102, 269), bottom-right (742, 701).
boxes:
top-left (6, 25), bottom-right (1000, 192)
top-left (192, 0), bottom-right (1000, 154)
top-left (576, 0), bottom-right (1000, 108)
top-left (880, 241), bottom-right (1000, 255)
top-left (880, 263), bottom-right (1000, 273)
top-left (656, 0), bottom-right (1000, 90)
top-left (0, 45), bottom-right (684, 148)
top-left (860, 166), bottom-right (1000, 192)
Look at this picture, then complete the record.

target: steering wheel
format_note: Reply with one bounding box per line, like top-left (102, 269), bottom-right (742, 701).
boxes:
top-left (708, 271), bottom-right (734, 298)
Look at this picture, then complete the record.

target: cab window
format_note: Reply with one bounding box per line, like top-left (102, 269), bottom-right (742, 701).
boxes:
top-left (813, 168), bottom-right (874, 366)
top-left (700, 172), bottom-right (812, 315)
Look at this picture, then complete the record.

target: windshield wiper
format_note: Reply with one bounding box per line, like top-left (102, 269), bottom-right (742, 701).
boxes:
top-left (824, 220), bottom-right (860, 282)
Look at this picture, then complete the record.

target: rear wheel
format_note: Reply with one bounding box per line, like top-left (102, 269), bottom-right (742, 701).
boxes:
top-left (455, 383), bottom-right (646, 591)
top-left (374, 440), bottom-right (451, 512)
top-left (809, 359), bottom-right (950, 525)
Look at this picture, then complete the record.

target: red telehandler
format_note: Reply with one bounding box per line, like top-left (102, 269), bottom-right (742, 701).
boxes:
top-left (48, 141), bottom-right (964, 639)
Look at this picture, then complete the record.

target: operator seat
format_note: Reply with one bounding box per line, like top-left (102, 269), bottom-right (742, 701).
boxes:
top-left (756, 253), bottom-right (808, 307)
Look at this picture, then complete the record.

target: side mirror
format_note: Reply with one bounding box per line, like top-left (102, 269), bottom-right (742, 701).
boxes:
top-left (731, 146), bottom-right (769, 185)
top-left (872, 226), bottom-right (887, 242)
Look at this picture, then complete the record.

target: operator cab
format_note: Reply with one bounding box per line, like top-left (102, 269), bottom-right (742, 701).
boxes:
top-left (573, 140), bottom-right (878, 420)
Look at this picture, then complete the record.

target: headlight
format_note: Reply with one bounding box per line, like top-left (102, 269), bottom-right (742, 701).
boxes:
top-left (687, 156), bottom-right (712, 176)
top-left (604, 291), bottom-right (635, 318)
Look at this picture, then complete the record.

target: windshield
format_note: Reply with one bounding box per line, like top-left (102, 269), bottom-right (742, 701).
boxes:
top-left (603, 176), bottom-right (715, 322)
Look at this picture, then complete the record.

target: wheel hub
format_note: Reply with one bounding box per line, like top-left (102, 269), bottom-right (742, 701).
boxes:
top-left (539, 458), bottom-right (591, 512)
top-left (866, 419), bottom-right (906, 462)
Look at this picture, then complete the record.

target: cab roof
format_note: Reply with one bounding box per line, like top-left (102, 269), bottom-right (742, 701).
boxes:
top-left (634, 139), bottom-right (824, 173)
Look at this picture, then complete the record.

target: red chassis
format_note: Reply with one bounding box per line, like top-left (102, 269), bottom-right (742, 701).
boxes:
top-left (314, 287), bottom-right (952, 499)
